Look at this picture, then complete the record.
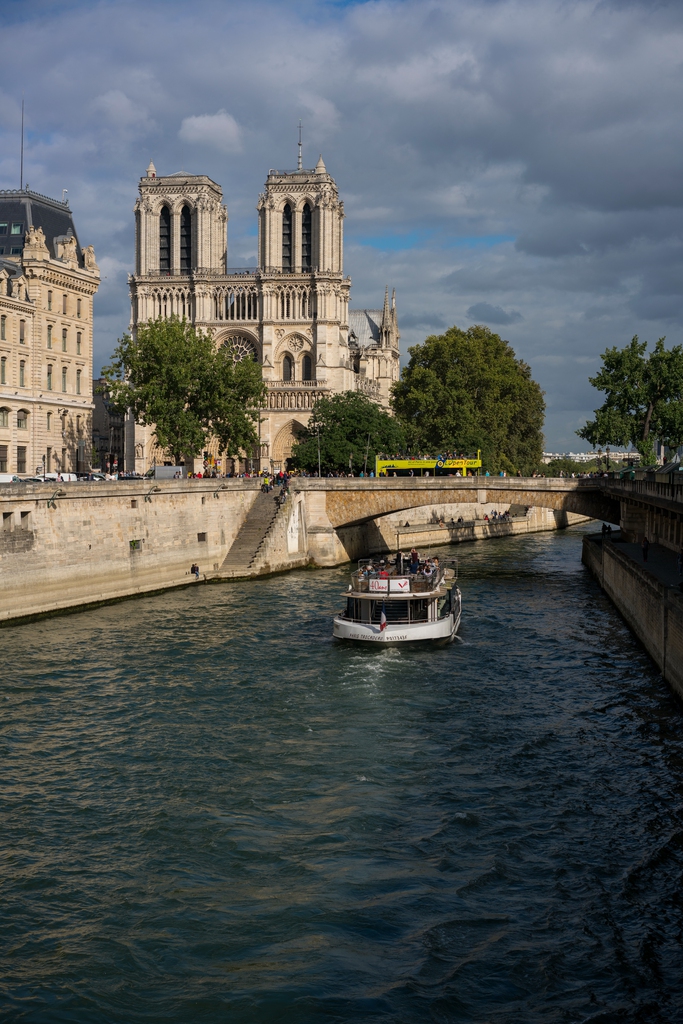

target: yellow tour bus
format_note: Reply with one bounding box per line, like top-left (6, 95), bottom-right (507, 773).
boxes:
top-left (376, 451), bottom-right (482, 477)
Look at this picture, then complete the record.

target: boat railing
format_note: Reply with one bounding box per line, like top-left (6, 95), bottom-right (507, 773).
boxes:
top-left (350, 566), bottom-right (450, 594)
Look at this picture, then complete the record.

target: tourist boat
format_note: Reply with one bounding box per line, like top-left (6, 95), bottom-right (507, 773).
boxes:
top-left (333, 557), bottom-right (461, 644)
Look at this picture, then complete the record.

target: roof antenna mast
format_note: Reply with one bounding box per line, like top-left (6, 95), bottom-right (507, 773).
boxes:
top-left (20, 95), bottom-right (24, 191)
top-left (298, 120), bottom-right (303, 171)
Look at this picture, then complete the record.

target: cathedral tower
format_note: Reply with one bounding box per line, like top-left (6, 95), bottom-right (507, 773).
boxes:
top-left (127, 153), bottom-right (400, 473)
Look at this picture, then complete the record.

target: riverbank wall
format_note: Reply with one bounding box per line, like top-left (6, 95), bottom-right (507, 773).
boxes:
top-left (0, 478), bottom-right (592, 626)
top-left (582, 535), bottom-right (683, 700)
top-left (336, 506), bottom-right (590, 560)
top-left (0, 479), bottom-right (261, 624)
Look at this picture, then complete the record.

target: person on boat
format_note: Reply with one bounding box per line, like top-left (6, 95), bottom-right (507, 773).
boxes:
top-left (409, 548), bottom-right (420, 574)
top-left (396, 550), bottom-right (405, 574)
top-left (422, 561), bottom-right (434, 580)
top-left (379, 562), bottom-right (389, 579)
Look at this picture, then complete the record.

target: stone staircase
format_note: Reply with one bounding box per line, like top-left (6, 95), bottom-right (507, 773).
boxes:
top-left (220, 489), bottom-right (284, 575)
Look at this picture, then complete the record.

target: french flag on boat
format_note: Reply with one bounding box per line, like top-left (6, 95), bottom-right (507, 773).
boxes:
top-left (380, 601), bottom-right (387, 631)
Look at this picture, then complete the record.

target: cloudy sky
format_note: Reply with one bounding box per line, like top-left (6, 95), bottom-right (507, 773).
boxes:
top-left (2, 0), bottom-right (682, 450)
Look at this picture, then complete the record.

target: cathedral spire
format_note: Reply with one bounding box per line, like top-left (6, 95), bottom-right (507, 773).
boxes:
top-left (298, 121), bottom-right (303, 171)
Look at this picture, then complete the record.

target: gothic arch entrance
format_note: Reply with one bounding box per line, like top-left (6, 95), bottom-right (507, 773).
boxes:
top-left (272, 420), bottom-right (306, 470)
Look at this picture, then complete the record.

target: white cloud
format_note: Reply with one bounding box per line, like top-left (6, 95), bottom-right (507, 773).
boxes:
top-left (178, 110), bottom-right (243, 153)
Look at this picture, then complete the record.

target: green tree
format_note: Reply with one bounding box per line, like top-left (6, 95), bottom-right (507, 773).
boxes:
top-left (291, 391), bottom-right (406, 474)
top-left (391, 324), bottom-right (545, 474)
top-left (101, 317), bottom-right (265, 464)
top-left (577, 336), bottom-right (683, 464)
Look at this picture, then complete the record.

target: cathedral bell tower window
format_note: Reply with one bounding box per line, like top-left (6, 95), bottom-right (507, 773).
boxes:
top-left (282, 204), bottom-right (292, 271)
top-left (302, 203), bottom-right (312, 271)
top-left (180, 206), bottom-right (192, 272)
top-left (159, 206), bottom-right (171, 272)
top-left (302, 353), bottom-right (312, 381)
top-left (283, 354), bottom-right (293, 382)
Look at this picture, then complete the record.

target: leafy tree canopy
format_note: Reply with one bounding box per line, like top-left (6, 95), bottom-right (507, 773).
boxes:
top-left (291, 391), bottom-right (406, 473)
top-left (391, 325), bottom-right (545, 474)
top-left (101, 317), bottom-right (266, 464)
top-left (577, 336), bottom-right (683, 464)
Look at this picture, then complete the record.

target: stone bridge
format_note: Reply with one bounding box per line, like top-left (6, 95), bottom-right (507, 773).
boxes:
top-left (288, 477), bottom-right (621, 566)
top-left (293, 477), bottom-right (620, 528)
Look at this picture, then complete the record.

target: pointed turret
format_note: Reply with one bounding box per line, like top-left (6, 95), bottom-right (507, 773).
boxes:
top-left (146, 160), bottom-right (156, 179)
top-left (382, 285), bottom-right (390, 323)
top-left (315, 154), bottom-right (326, 174)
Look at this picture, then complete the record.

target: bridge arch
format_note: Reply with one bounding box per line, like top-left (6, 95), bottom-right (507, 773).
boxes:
top-left (293, 479), bottom-right (621, 529)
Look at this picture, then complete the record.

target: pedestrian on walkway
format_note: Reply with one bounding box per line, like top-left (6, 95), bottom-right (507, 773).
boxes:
top-left (642, 536), bottom-right (649, 563)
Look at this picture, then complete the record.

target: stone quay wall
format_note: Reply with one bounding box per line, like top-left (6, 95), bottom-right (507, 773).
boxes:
top-left (582, 535), bottom-right (683, 701)
top-left (0, 477), bottom-right (598, 626)
top-left (0, 479), bottom-right (261, 623)
top-left (330, 506), bottom-right (589, 562)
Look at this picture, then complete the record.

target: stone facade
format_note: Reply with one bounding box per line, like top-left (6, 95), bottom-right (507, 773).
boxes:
top-left (127, 157), bottom-right (400, 473)
top-left (0, 189), bottom-right (100, 476)
top-left (92, 377), bottom-right (125, 472)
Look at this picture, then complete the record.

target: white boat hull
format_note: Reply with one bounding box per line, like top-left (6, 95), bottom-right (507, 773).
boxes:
top-left (333, 607), bottom-right (461, 644)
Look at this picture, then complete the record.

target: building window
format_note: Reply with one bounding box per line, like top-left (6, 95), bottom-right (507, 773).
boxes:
top-left (77, 298), bottom-right (82, 318)
top-left (0, 408), bottom-right (8, 427)
top-left (0, 315), bottom-right (5, 340)
top-left (47, 365), bottom-right (53, 390)
top-left (17, 410), bottom-right (28, 429)
top-left (47, 290), bottom-right (53, 310)
top-left (180, 205), bottom-right (192, 271)
top-left (76, 369), bottom-right (81, 394)
top-left (19, 320), bottom-right (25, 344)
top-left (159, 205), bottom-right (171, 272)
top-left (62, 329), bottom-right (67, 352)
top-left (62, 367), bottom-right (67, 392)
top-left (62, 294), bottom-right (67, 315)
top-left (16, 446), bottom-right (26, 473)
top-left (47, 411), bottom-right (52, 430)
top-left (282, 204), bottom-right (292, 271)
top-left (19, 360), bottom-right (25, 387)
top-left (61, 447), bottom-right (67, 468)
top-left (302, 203), bottom-right (312, 270)
top-left (46, 446), bottom-right (52, 470)
top-left (283, 354), bottom-right (293, 382)
top-left (76, 332), bottom-right (82, 354)
top-left (0, 445), bottom-right (7, 472)
top-left (11, 223), bottom-right (23, 236)
top-left (0, 223), bottom-right (6, 236)
top-left (0, 357), bottom-right (5, 384)
top-left (47, 324), bottom-right (53, 348)
top-left (302, 353), bottom-right (312, 381)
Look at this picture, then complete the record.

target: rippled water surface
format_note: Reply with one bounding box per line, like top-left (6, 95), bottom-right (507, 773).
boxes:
top-left (2, 528), bottom-right (683, 1023)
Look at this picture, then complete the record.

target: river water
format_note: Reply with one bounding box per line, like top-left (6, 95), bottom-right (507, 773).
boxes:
top-left (2, 528), bottom-right (682, 1024)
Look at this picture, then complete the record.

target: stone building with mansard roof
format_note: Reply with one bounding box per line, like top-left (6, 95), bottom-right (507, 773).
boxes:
top-left (127, 154), bottom-right (400, 473)
top-left (0, 189), bottom-right (99, 477)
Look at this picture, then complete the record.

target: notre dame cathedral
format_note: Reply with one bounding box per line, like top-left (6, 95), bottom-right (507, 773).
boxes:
top-left (127, 151), bottom-right (400, 473)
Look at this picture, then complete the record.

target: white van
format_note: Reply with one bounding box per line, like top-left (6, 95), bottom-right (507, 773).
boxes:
top-left (0, 474), bottom-right (20, 484)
